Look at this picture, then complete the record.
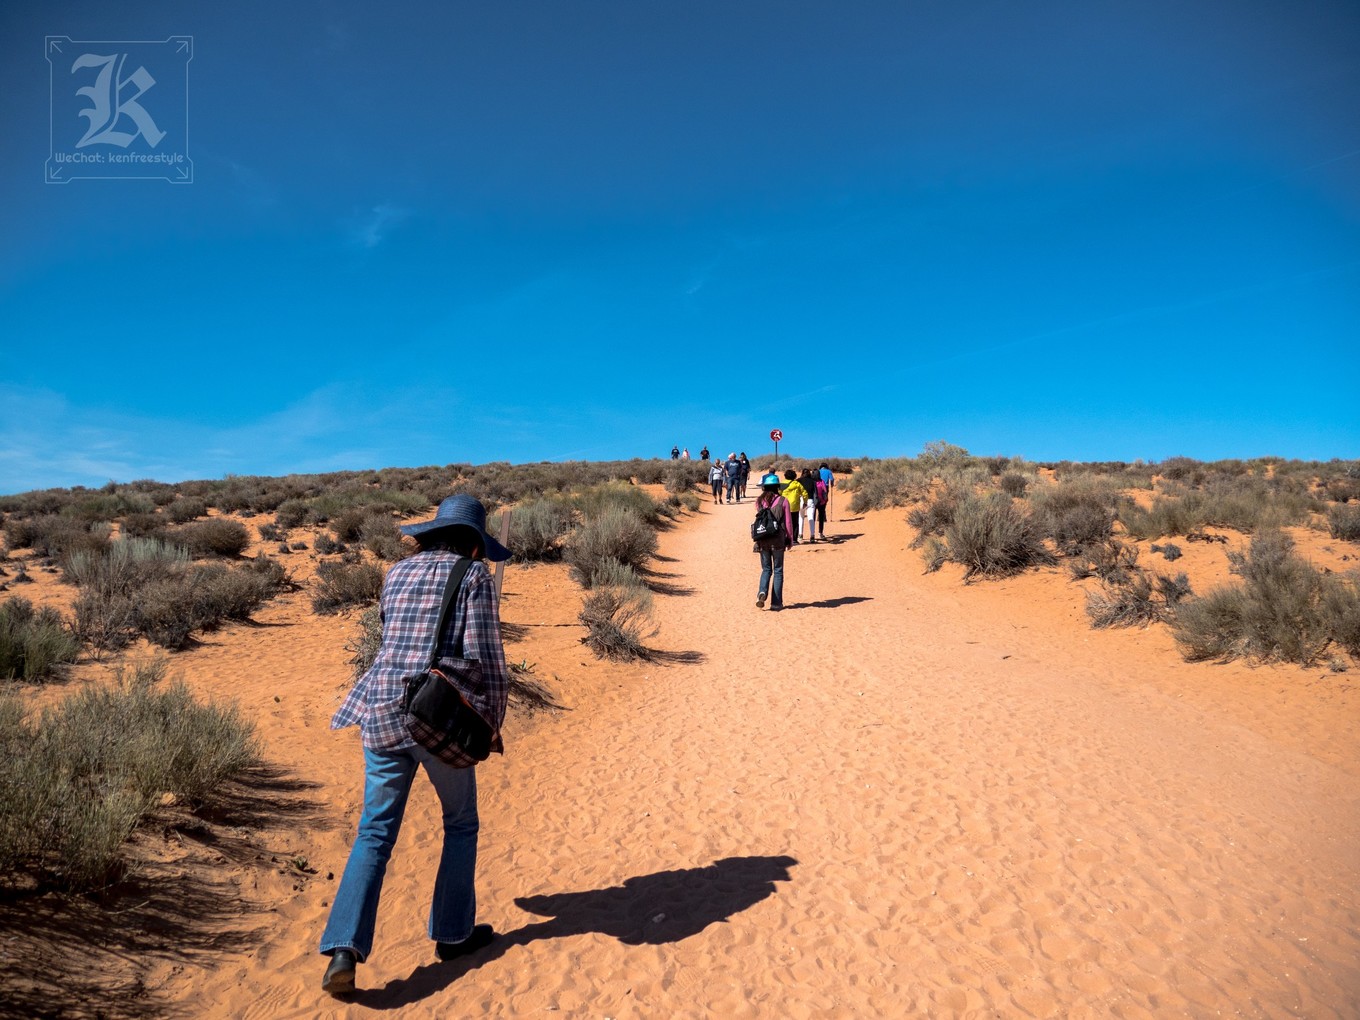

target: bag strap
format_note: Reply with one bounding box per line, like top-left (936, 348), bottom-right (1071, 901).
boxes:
top-left (425, 555), bottom-right (476, 670)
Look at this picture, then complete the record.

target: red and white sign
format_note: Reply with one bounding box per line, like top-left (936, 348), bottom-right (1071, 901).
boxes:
top-left (770, 428), bottom-right (783, 442)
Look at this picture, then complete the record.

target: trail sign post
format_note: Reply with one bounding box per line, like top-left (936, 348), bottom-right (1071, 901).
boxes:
top-left (770, 428), bottom-right (783, 462)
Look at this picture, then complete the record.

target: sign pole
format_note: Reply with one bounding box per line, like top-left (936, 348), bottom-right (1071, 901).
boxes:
top-left (493, 509), bottom-right (513, 599)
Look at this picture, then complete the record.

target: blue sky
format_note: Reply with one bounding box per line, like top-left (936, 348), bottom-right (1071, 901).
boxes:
top-left (1, 1), bottom-right (1357, 493)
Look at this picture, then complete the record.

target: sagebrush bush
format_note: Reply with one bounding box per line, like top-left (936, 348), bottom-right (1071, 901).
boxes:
top-left (0, 659), bottom-right (258, 890)
top-left (1171, 530), bottom-right (1352, 665)
top-left (1086, 571), bottom-right (1192, 628)
top-left (579, 581), bottom-right (655, 661)
top-left (572, 482), bottom-right (664, 527)
top-left (498, 497), bottom-right (575, 563)
top-left (1118, 496), bottom-right (1204, 541)
top-left (346, 605), bottom-right (383, 682)
top-left (314, 533), bottom-right (344, 555)
top-left (999, 473), bottom-right (1029, 497)
top-left (906, 489), bottom-right (960, 548)
top-left (0, 598), bottom-right (81, 681)
top-left (941, 493), bottom-right (1050, 580)
top-left (846, 459), bottom-right (931, 513)
top-left (1327, 504), bottom-right (1360, 541)
top-left (312, 561), bottom-right (384, 614)
top-left (169, 518), bottom-right (251, 558)
top-left (1067, 540), bottom-right (1139, 583)
top-left (164, 497), bottom-right (208, 523)
top-left (1031, 478), bottom-right (1121, 554)
top-left (565, 506), bottom-right (658, 587)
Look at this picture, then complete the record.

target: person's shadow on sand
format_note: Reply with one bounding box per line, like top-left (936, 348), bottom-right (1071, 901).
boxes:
top-left (356, 854), bottom-right (798, 1009)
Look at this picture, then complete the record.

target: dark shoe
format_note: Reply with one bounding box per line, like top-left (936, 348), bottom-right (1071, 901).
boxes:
top-left (437, 923), bottom-right (495, 961)
top-left (756, 594), bottom-right (766, 609)
top-left (322, 949), bottom-right (357, 996)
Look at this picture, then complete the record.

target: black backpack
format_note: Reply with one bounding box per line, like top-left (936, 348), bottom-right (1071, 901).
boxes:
top-left (751, 502), bottom-right (783, 545)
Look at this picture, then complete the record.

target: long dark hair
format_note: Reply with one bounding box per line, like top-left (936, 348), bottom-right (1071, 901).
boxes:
top-left (415, 524), bottom-right (482, 559)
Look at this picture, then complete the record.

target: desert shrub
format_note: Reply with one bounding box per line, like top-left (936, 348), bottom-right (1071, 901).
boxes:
top-left (73, 590), bottom-right (139, 653)
top-left (1067, 540), bottom-right (1139, 583)
top-left (664, 461), bottom-right (703, 496)
top-left (942, 493), bottom-right (1050, 580)
top-left (3, 514), bottom-right (111, 565)
top-left (999, 473), bottom-right (1029, 497)
top-left (1158, 456), bottom-right (1205, 485)
top-left (0, 598), bottom-right (81, 681)
top-left (312, 561), bottom-right (384, 614)
top-left (1171, 530), bottom-right (1347, 665)
top-left (921, 536), bottom-right (948, 573)
top-left (1118, 495), bottom-right (1204, 541)
top-left (164, 497), bottom-right (208, 524)
top-left (1320, 477), bottom-right (1360, 504)
top-left (572, 482), bottom-right (664, 527)
top-left (358, 515), bottom-right (404, 562)
top-left (65, 537), bottom-right (188, 595)
top-left (1321, 579), bottom-right (1360, 657)
top-left (1031, 478), bottom-right (1121, 554)
top-left (1327, 504), bottom-right (1360, 542)
top-left (120, 512), bottom-right (167, 540)
top-left (565, 506), bottom-right (658, 586)
top-left (1198, 477), bottom-right (1312, 533)
top-left (500, 497), bottom-right (575, 563)
top-left (1086, 571), bottom-right (1192, 629)
top-left (314, 533), bottom-right (344, 555)
top-left (133, 566), bottom-right (276, 650)
top-left (257, 521), bottom-right (285, 543)
top-left (579, 580), bottom-right (655, 661)
top-left (846, 459), bottom-right (931, 513)
top-left (0, 659), bottom-right (258, 890)
top-left (346, 605), bottom-right (383, 682)
top-left (169, 519), bottom-right (250, 558)
top-left (1150, 542), bottom-right (1183, 561)
top-left (906, 489), bottom-right (960, 548)
top-left (274, 499), bottom-right (313, 529)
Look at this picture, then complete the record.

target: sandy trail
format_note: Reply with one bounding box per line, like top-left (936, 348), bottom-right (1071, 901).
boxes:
top-left (171, 499), bottom-right (1360, 1018)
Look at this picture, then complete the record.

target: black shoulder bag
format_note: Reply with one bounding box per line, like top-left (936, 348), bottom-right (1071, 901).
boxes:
top-left (401, 557), bottom-right (496, 767)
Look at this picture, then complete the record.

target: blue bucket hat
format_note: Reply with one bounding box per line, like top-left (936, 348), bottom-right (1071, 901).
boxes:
top-left (399, 494), bottom-right (511, 561)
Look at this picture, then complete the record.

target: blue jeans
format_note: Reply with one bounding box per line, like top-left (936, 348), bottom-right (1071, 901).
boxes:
top-left (758, 544), bottom-right (785, 607)
top-left (726, 475), bottom-right (738, 500)
top-left (319, 743), bottom-right (479, 962)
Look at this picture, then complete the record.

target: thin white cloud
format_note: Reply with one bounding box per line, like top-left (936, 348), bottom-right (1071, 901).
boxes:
top-left (349, 203), bottom-right (411, 248)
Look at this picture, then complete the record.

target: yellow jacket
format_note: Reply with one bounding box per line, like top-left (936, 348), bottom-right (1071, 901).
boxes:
top-left (781, 478), bottom-right (804, 513)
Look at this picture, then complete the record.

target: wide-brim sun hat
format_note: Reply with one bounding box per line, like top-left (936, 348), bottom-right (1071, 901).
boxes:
top-left (761, 473), bottom-right (781, 488)
top-left (400, 494), bottom-right (511, 561)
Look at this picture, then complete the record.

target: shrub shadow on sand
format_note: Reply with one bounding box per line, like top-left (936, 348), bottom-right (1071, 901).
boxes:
top-left (0, 766), bottom-right (325, 1020)
top-left (358, 854), bottom-right (799, 1009)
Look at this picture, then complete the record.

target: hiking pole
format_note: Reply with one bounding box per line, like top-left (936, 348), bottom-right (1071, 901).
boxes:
top-left (493, 509), bottom-right (512, 599)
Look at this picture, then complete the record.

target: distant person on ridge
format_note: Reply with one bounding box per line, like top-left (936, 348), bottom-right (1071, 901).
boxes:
top-left (798, 467), bottom-right (820, 543)
top-left (700, 446), bottom-right (709, 461)
top-left (753, 472), bottom-right (794, 611)
top-left (681, 447), bottom-right (690, 460)
top-left (738, 453), bottom-right (751, 501)
top-left (319, 495), bottom-right (510, 996)
top-left (724, 453), bottom-right (741, 503)
top-left (671, 445), bottom-right (680, 460)
top-left (708, 458), bottom-right (725, 504)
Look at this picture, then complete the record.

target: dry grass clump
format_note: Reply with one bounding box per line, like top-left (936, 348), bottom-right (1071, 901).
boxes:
top-left (168, 518), bottom-right (251, 558)
top-left (938, 493), bottom-right (1051, 581)
top-left (1067, 540), bottom-right (1140, 584)
top-left (0, 659), bottom-right (258, 891)
top-left (565, 505), bottom-right (658, 587)
top-left (495, 497), bottom-right (575, 563)
top-left (1327, 504), bottom-right (1360, 541)
top-left (1171, 530), bottom-right (1359, 665)
top-left (3, 514), bottom-right (111, 565)
top-left (1030, 477), bottom-right (1122, 554)
top-left (164, 497), bottom-right (208, 523)
top-left (846, 459), bottom-right (932, 513)
top-left (1086, 571), bottom-right (1193, 628)
top-left (312, 561), bottom-right (384, 614)
top-left (0, 598), bottom-right (81, 681)
top-left (68, 538), bottom-right (282, 651)
top-left (579, 562), bottom-right (655, 661)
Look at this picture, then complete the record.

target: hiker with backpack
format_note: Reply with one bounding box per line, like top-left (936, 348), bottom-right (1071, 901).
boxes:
top-left (319, 495), bottom-right (510, 996)
top-left (752, 472), bottom-right (794, 611)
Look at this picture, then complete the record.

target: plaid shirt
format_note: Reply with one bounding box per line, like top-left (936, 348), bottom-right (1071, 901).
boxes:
top-left (331, 551), bottom-right (509, 753)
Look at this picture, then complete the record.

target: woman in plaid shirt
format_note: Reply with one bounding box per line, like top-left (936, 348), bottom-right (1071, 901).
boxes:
top-left (320, 495), bottom-right (511, 996)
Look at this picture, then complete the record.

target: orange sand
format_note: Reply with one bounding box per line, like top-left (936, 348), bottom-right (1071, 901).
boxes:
top-left (4, 499), bottom-right (1358, 1018)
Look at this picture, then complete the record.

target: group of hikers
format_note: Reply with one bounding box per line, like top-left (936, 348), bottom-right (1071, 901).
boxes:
top-left (749, 464), bottom-right (834, 612)
top-left (319, 458), bottom-right (838, 995)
